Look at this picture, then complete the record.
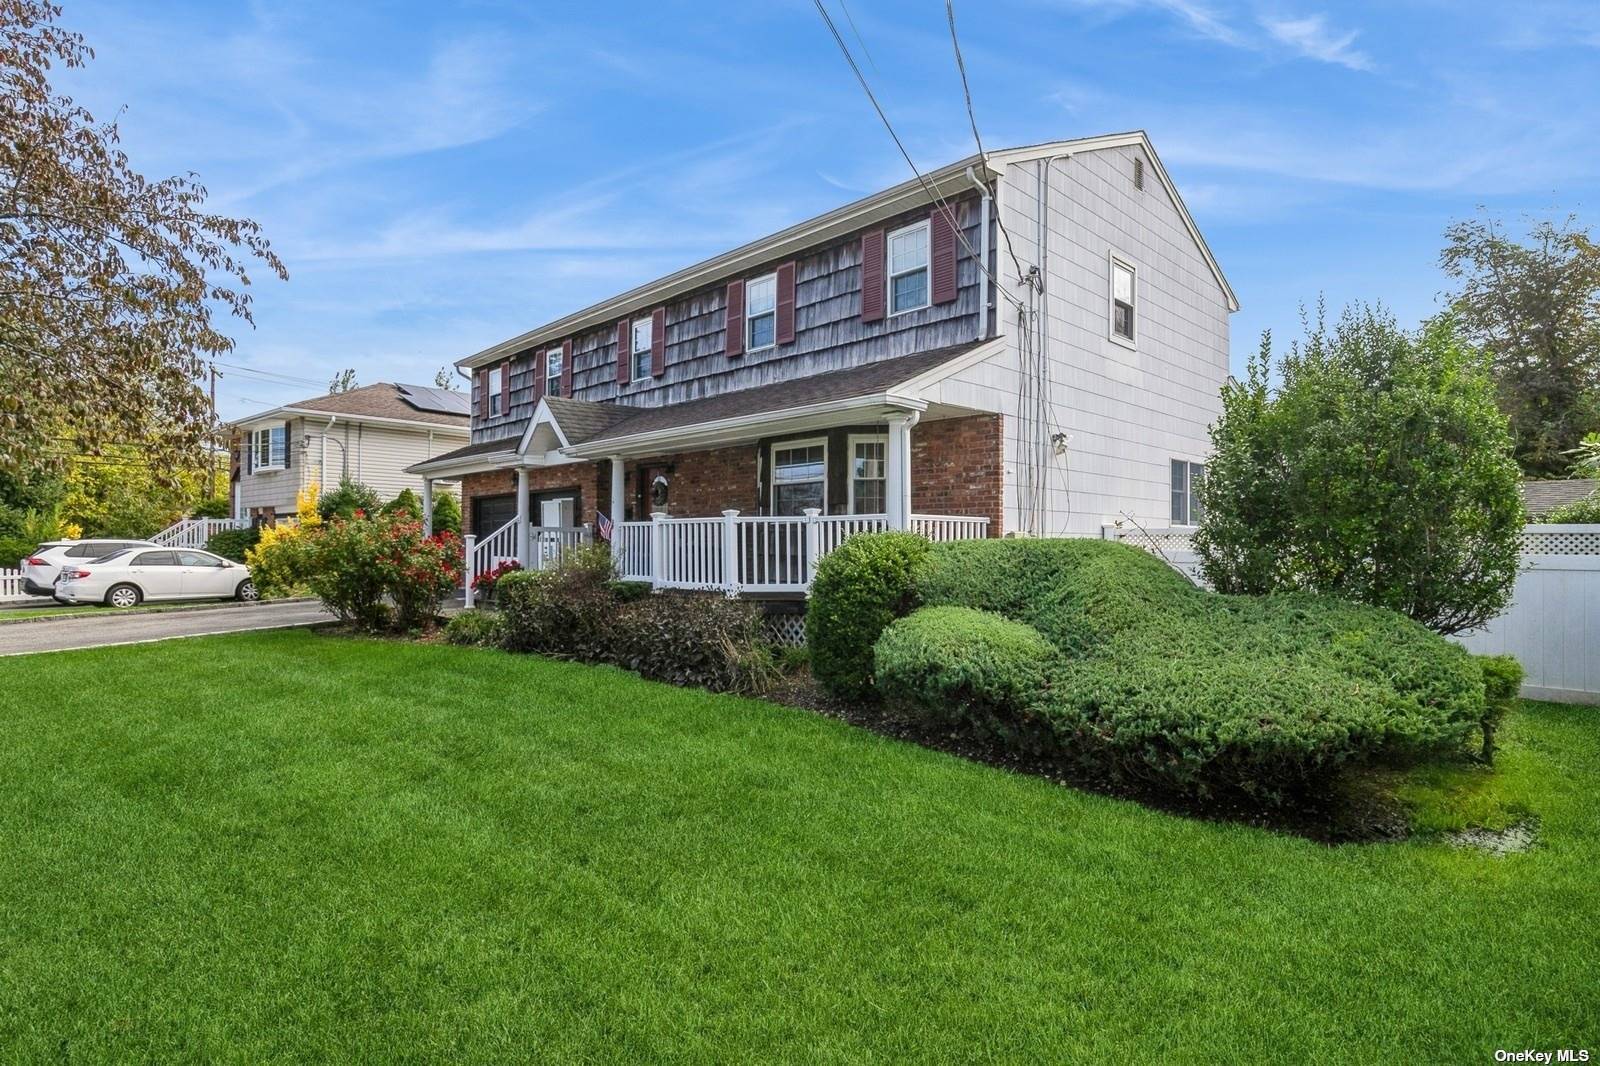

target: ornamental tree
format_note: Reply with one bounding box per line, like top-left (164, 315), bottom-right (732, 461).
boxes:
top-left (0, 0), bottom-right (287, 481)
top-left (1194, 303), bottom-right (1523, 635)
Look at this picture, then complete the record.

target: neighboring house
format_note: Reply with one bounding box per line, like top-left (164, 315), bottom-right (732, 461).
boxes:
top-left (409, 131), bottom-right (1236, 594)
top-left (1521, 478), bottom-right (1599, 518)
top-left (229, 383), bottom-right (469, 524)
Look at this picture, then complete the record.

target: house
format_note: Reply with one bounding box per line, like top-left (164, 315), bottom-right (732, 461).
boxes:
top-left (229, 382), bottom-right (470, 525)
top-left (408, 131), bottom-right (1236, 597)
top-left (1521, 478), bottom-right (1598, 518)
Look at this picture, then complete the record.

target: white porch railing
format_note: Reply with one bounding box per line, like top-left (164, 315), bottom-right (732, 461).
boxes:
top-left (613, 509), bottom-right (990, 595)
top-left (462, 521), bottom-right (593, 607)
top-left (151, 517), bottom-right (248, 549)
top-left (1, 567), bottom-right (28, 603)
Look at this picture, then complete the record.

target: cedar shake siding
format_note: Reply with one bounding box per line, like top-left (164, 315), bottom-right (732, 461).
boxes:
top-left (469, 193), bottom-right (988, 447)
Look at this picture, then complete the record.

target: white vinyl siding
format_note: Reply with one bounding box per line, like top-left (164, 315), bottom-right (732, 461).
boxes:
top-left (887, 220), bottom-right (930, 315)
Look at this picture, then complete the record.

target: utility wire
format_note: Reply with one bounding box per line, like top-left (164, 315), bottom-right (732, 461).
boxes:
top-left (944, 0), bottom-right (1027, 282)
top-left (211, 360), bottom-right (325, 389)
top-left (811, 0), bottom-right (1024, 313)
top-left (836, 0), bottom-right (879, 73)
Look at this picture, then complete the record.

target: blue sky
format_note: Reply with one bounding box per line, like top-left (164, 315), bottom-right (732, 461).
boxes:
top-left (53, 0), bottom-right (1600, 421)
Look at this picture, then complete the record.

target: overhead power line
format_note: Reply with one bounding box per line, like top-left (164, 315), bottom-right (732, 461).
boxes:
top-left (810, 0), bottom-right (1024, 313)
top-left (944, 0), bottom-right (1026, 281)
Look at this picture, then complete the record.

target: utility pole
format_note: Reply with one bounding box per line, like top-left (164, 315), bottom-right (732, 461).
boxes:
top-left (208, 364), bottom-right (219, 499)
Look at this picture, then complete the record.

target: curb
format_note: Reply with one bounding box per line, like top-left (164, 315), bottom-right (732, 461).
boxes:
top-left (0, 597), bottom-right (320, 627)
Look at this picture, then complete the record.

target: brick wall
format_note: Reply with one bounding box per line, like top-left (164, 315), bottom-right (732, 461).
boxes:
top-left (911, 413), bottom-right (1004, 536)
top-left (461, 416), bottom-right (1001, 534)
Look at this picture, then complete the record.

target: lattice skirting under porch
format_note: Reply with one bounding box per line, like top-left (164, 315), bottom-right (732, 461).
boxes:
top-left (763, 612), bottom-right (808, 648)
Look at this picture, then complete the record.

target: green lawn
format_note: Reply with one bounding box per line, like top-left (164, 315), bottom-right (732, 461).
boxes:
top-left (0, 631), bottom-right (1594, 1061)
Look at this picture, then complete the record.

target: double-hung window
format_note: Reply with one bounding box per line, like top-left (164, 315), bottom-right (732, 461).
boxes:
top-left (1171, 460), bottom-right (1205, 525)
top-left (771, 440), bottom-right (826, 516)
top-left (849, 435), bottom-right (887, 514)
top-left (1111, 255), bottom-right (1136, 344)
top-left (746, 273), bottom-right (777, 351)
top-left (887, 221), bottom-right (930, 315)
top-left (631, 318), bottom-right (652, 381)
top-left (487, 365), bottom-right (503, 416)
top-left (546, 347), bottom-right (563, 397)
top-left (252, 424), bottom-right (287, 470)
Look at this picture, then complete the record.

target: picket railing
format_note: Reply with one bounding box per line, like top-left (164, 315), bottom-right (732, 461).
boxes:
top-left (613, 510), bottom-right (990, 595)
top-left (462, 521), bottom-right (592, 607)
top-left (0, 567), bottom-right (28, 603)
top-left (151, 517), bottom-right (248, 549)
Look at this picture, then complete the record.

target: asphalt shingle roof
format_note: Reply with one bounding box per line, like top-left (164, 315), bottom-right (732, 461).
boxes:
top-left (1521, 478), bottom-right (1599, 517)
top-left (285, 383), bottom-right (469, 427)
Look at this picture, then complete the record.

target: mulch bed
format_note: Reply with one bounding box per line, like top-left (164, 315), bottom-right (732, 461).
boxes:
top-left (763, 666), bottom-right (1413, 845)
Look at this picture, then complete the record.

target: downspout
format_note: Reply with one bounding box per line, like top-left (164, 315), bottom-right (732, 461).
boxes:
top-left (964, 165), bottom-right (992, 341)
top-left (321, 415), bottom-right (336, 488)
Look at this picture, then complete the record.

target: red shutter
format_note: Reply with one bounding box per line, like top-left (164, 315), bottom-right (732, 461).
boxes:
top-left (616, 320), bottom-right (631, 386)
top-left (502, 359), bottom-right (514, 411)
top-left (532, 352), bottom-right (545, 404)
top-left (931, 207), bottom-right (958, 305)
top-left (776, 261), bottom-right (796, 345)
top-left (561, 339), bottom-right (574, 397)
top-left (725, 281), bottom-right (745, 357)
top-left (650, 308), bottom-right (666, 377)
top-left (477, 368), bottom-right (489, 419)
top-left (860, 229), bottom-right (885, 322)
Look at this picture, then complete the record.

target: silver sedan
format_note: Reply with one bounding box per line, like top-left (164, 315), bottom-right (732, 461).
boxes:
top-left (53, 548), bottom-right (259, 608)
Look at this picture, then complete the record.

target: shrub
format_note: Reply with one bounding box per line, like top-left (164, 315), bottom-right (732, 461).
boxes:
top-left (381, 488), bottom-right (422, 521)
top-left (317, 479), bottom-right (382, 522)
top-left (1544, 490), bottom-right (1600, 524)
top-left (875, 606), bottom-right (1060, 752)
top-left (613, 593), bottom-right (777, 694)
top-left (1476, 655), bottom-right (1525, 764)
top-left (806, 532), bottom-right (931, 701)
top-left (496, 546), bottom-right (617, 659)
top-left (443, 609), bottom-right (503, 647)
top-left (304, 515), bottom-right (461, 632)
top-left (191, 497), bottom-right (231, 519)
top-left (431, 491), bottom-right (462, 536)
top-left (206, 526), bottom-right (261, 562)
top-left (472, 559), bottom-right (521, 595)
top-left (244, 524), bottom-right (319, 597)
top-left (896, 538), bottom-right (1485, 804)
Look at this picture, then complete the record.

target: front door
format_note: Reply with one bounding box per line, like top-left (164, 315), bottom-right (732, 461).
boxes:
top-left (539, 496), bottom-right (575, 528)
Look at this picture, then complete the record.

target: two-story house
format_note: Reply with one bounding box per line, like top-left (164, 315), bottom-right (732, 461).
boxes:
top-left (409, 131), bottom-right (1236, 596)
top-left (230, 382), bottom-right (469, 524)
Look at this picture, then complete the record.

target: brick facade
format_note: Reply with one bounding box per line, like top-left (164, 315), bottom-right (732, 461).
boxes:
top-left (460, 413), bottom-right (1002, 535)
top-left (911, 413), bottom-right (1004, 536)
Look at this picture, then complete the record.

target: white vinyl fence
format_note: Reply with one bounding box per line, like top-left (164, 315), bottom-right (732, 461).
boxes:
top-left (1455, 525), bottom-right (1600, 705)
top-left (1, 568), bottom-right (27, 603)
top-left (1105, 521), bottom-right (1600, 706)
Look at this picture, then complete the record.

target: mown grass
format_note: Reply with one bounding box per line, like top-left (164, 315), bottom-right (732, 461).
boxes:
top-left (0, 630), bottom-right (1594, 1061)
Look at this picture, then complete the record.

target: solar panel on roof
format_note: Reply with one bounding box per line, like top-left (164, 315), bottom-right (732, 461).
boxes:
top-left (396, 383), bottom-right (471, 416)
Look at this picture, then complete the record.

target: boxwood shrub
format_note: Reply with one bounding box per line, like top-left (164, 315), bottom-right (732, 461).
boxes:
top-left (851, 535), bottom-right (1488, 803)
top-left (875, 605), bottom-right (1060, 752)
top-left (806, 531), bottom-right (930, 701)
top-left (1476, 654), bottom-right (1524, 763)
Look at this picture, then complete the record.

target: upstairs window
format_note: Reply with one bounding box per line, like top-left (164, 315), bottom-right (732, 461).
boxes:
top-left (1111, 256), bottom-right (1136, 344)
top-left (1171, 460), bottom-right (1205, 525)
top-left (487, 365), bottom-right (503, 416)
top-left (887, 221), bottom-right (930, 315)
top-left (746, 273), bottom-right (777, 351)
top-left (546, 347), bottom-right (563, 397)
top-left (631, 318), bottom-right (653, 382)
top-left (252, 424), bottom-right (287, 470)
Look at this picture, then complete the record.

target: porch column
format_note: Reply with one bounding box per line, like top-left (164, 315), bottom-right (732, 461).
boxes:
top-left (515, 467), bottom-right (531, 566)
top-left (609, 457), bottom-right (625, 527)
top-left (885, 411), bottom-right (920, 531)
top-left (421, 477), bottom-right (434, 537)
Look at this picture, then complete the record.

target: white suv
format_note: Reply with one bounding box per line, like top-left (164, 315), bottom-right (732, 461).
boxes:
top-left (19, 539), bottom-right (157, 596)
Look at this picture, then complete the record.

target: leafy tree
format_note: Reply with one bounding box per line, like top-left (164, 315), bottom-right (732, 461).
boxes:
top-left (1195, 303), bottom-right (1523, 635)
top-left (0, 0), bottom-right (286, 483)
top-left (431, 490), bottom-right (462, 535)
top-left (1566, 431), bottom-right (1600, 478)
top-left (433, 367), bottom-right (458, 390)
top-left (327, 368), bottom-right (357, 393)
top-left (1441, 214), bottom-right (1600, 476)
top-left (58, 444), bottom-right (226, 537)
top-left (317, 478), bottom-right (382, 522)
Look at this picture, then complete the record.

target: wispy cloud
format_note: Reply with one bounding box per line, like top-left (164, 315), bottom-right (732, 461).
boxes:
top-left (1260, 13), bottom-right (1373, 71)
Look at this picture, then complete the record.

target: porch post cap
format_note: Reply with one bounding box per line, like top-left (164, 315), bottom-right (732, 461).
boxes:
top-left (721, 509), bottom-right (740, 517)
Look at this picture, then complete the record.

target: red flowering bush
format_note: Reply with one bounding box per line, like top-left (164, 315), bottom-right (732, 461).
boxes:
top-left (307, 514), bottom-right (463, 632)
top-left (472, 559), bottom-right (522, 594)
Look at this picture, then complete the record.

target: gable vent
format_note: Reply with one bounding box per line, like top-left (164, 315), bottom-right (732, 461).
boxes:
top-left (1133, 157), bottom-right (1145, 191)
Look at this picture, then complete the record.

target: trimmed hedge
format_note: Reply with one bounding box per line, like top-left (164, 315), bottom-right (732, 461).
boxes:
top-left (806, 532), bottom-right (930, 701)
top-left (1476, 654), bottom-right (1525, 763)
top-left (206, 526), bottom-right (261, 562)
top-left (875, 605), bottom-right (1060, 752)
top-left (824, 534), bottom-right (1490, 803)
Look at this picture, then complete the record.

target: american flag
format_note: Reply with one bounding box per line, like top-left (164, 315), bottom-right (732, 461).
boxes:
top-left (596, 510), bottom-right (614, 542)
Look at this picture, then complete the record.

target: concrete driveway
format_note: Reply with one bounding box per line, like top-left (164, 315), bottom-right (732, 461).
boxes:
top-left (0, 600), bottom-right (335, 657)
